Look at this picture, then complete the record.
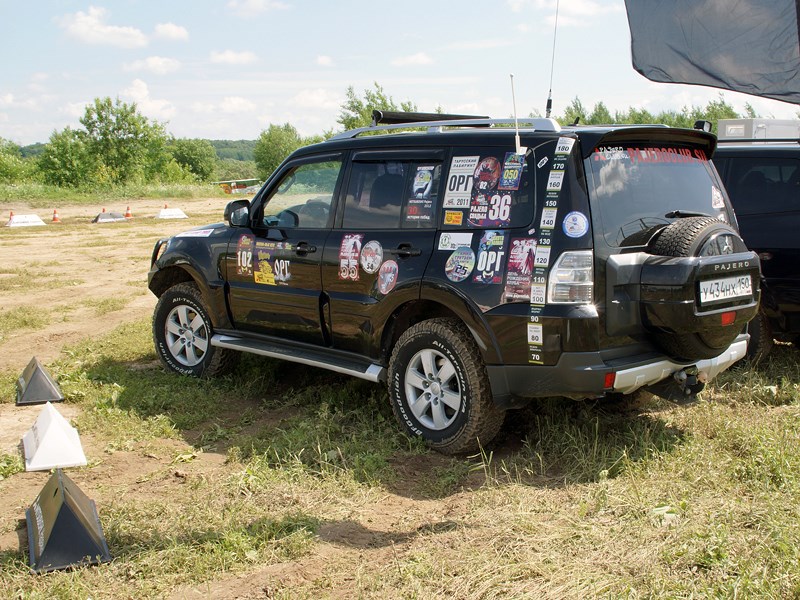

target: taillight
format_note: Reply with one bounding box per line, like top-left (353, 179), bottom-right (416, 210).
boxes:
top-left (547, 250), bottom-right (594, 304)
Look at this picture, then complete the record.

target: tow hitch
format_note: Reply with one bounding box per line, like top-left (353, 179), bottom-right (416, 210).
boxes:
top-left (647, 366), bottom-right (708, 404)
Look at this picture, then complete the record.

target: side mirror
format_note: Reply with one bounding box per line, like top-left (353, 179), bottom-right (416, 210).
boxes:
top-left (224, 199), bottom-right (250, 227)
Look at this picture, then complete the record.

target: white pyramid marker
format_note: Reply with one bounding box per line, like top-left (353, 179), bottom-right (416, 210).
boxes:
top-left (156, 207), bottom-right (188, 219)
top-left (6, 213), bottom-right (46, 227)
top-left (22, 402), bottom-right (87, 471)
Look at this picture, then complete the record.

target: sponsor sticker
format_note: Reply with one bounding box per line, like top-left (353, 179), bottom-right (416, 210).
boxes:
top-left (562, 211), bottom-right (589, 238)
top-left (555, 137), bottom-right (576, 155)
top-left (443, 156), bottom-right (479, 208)
top-left (339, 234), bottom-right (363, 281)
top-left (254, 249), bottom-right (275, 285)
top-left (499, 152), bottom-right (525, 191)
top-left (236, 234), bottom-right (254, 276)
top-left (445, 247), bottom-right (475, 283)
top-left (540, 207), bottom-right (558, 229)
top-left (473, 156), bottom-right (502, 193)
top-left (534, 245), bottom-right (551, 268)
top-left (473, 230), bottom-right (508, 284)
top-left (444, 210), bottom-right (464, 226)
top-left (503, 237), bottom-right (537, 302)
top-left (360, 240), bottom-right (383, 274)
top-left (438, 232), bottom-right (473, 250)
top-left (378, 260), bottom-right (399, 295)
top-left (527, 323), bottom-right (543, 345)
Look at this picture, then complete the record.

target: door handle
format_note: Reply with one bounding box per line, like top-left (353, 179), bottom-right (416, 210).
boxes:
top-left (295, 242), bottom-right (317, 255)
top-left (393, 244), bottom-right (422, 258)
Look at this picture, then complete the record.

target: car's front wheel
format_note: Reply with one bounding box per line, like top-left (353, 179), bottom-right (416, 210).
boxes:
top-left (153, 282), bottom-right (238, 377)
top-left (388, 318), bottom-right (505, 454)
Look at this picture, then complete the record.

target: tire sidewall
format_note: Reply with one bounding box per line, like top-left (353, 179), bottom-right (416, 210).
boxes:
top-left (389, 328), bottom-right (472, 445)
top-left (153, 285), bottom-right (214, 377)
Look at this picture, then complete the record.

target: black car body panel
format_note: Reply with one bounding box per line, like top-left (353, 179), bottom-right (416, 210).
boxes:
top-left (148, 115), bottom-right (759, 450)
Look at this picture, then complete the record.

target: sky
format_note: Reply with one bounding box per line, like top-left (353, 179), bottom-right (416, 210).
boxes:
top-left (2, 0), bottom-right (799, 146)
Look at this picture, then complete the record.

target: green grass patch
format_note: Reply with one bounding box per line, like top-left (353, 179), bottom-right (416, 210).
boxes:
top-left (0, 305), bottom-right (50, 337)
top-left (0, 183), bottom-right (228, 206)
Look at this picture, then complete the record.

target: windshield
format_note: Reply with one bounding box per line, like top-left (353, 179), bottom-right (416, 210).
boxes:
top-left (585, 144), bottom-right (727, 247)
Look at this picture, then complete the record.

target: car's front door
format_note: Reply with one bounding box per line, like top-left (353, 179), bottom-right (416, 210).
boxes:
top-left (226, 154), bottom-right (344, 345)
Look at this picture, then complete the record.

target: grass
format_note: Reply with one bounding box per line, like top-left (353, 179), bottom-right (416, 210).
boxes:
top-left (0, 305), bottom-right (50, 338)
top-left (0, 183), bottom-right (228, 206)
top-left (1, 322), bottom-right (800, 598)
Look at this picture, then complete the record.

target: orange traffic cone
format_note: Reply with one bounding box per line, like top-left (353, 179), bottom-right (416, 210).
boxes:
top-left (52, 209), bottom-right (61, 223)
top-left (124, 206), bottom-right (133, 218)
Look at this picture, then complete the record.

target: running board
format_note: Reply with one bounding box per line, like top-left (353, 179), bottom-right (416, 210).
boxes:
top-left (211, 334), bottom-right (385, 383)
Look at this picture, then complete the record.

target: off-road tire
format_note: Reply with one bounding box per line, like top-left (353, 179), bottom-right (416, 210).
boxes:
top-left (388, 318), bottom-right (505, 454)
top-left (649, 216), bottom-right (747, 361)
top-left (153, 282), bottom-right (239, 377)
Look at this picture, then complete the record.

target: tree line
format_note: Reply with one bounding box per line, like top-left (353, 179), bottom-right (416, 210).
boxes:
top-left (0, 83), bottom-right (775, 189)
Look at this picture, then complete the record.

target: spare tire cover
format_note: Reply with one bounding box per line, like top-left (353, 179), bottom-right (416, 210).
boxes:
top-left (648, 216), bottom-right (748, 361)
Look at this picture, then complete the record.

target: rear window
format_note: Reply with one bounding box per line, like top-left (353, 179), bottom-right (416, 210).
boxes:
top-left (585, 145), bottom-right (726, 246)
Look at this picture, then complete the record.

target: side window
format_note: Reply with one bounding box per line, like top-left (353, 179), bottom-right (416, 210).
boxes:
top-left (726, 156), bottom-right (800, 215)
top-left (262, 158), bottom-right (342, 228)
top-left (342, 161), bottom-right (441, 229)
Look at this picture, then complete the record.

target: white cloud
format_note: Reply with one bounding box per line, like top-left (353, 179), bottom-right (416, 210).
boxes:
top-left (121, 79), bottom-right (175, 120)
top-left (56, 6), bottom-right (148, 48)
top-left (227, 0), bottom-right (289, 17)
top-left (190, 97), bottom-right (259, 115)
top-left (0, 93), bottom-right (14, 107)
top-left (60, 101), bottom-right (90, 118)
top-left (210, 50), bottom-right (257, 65)
top-left (154, 22), bottom-right (189, 41)
top-left (220, 97), bottom-right (257, 113)
top-left (509, 0), bottom-right (622, 27)
top-left (391, 52), bottom-right (433, 67)
top-left (291, 88), bottom-right (341, 110)
top-left (316, 55), bottom-right (333, 67)
top-left (124, 56), bottom-right (181, 75)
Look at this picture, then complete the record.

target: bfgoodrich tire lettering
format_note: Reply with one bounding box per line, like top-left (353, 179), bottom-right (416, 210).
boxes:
top-left (153, 282), bottom-right (238, 377)
top-left (388, 318), bottom-right (505, 454)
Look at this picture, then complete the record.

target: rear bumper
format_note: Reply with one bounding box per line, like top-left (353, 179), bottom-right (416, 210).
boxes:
top-left (487, 333), bottom-right (748, 408)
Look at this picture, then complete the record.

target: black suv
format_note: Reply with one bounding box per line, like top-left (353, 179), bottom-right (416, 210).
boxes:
top-left (148, 112), bottom-right (759, 453)
top-left (713, 141), bottom-right (800, 360)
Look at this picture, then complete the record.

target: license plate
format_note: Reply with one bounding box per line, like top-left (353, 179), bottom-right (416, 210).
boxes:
top-left (699, 275), bottom-right (752, 305)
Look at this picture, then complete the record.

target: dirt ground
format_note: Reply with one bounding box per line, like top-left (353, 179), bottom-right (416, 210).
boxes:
top-left (0, 197), bottom-right (500, 598)
top-left (0, 197), bottom-right (228, 373)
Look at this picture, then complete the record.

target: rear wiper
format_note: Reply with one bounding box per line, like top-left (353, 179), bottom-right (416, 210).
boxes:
top-left (664, 210), bottom-right (713, 219)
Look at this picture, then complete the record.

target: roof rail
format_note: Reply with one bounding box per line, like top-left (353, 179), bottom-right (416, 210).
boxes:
top-left (328, 116), bottom-right (562, 142)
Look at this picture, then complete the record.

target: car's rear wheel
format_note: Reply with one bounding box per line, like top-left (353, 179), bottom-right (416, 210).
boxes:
top-left (745, 308), bottom-right (773, 364)
top-left (388, 318), bottom-right (504, 454)
top-left (153, 282), bottom-right (239, 377)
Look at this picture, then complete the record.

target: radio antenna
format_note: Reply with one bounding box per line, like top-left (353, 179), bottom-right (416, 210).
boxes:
top-left (546, 0), bottom-right (560, 118)
top-left (510, 73), bottom-right (527, 155)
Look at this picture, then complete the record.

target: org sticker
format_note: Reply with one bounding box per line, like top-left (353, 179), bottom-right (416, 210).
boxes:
top-left (445, 247), bottom-right (475, 283)
top-left (562, 211), bottom-right (589, 238)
